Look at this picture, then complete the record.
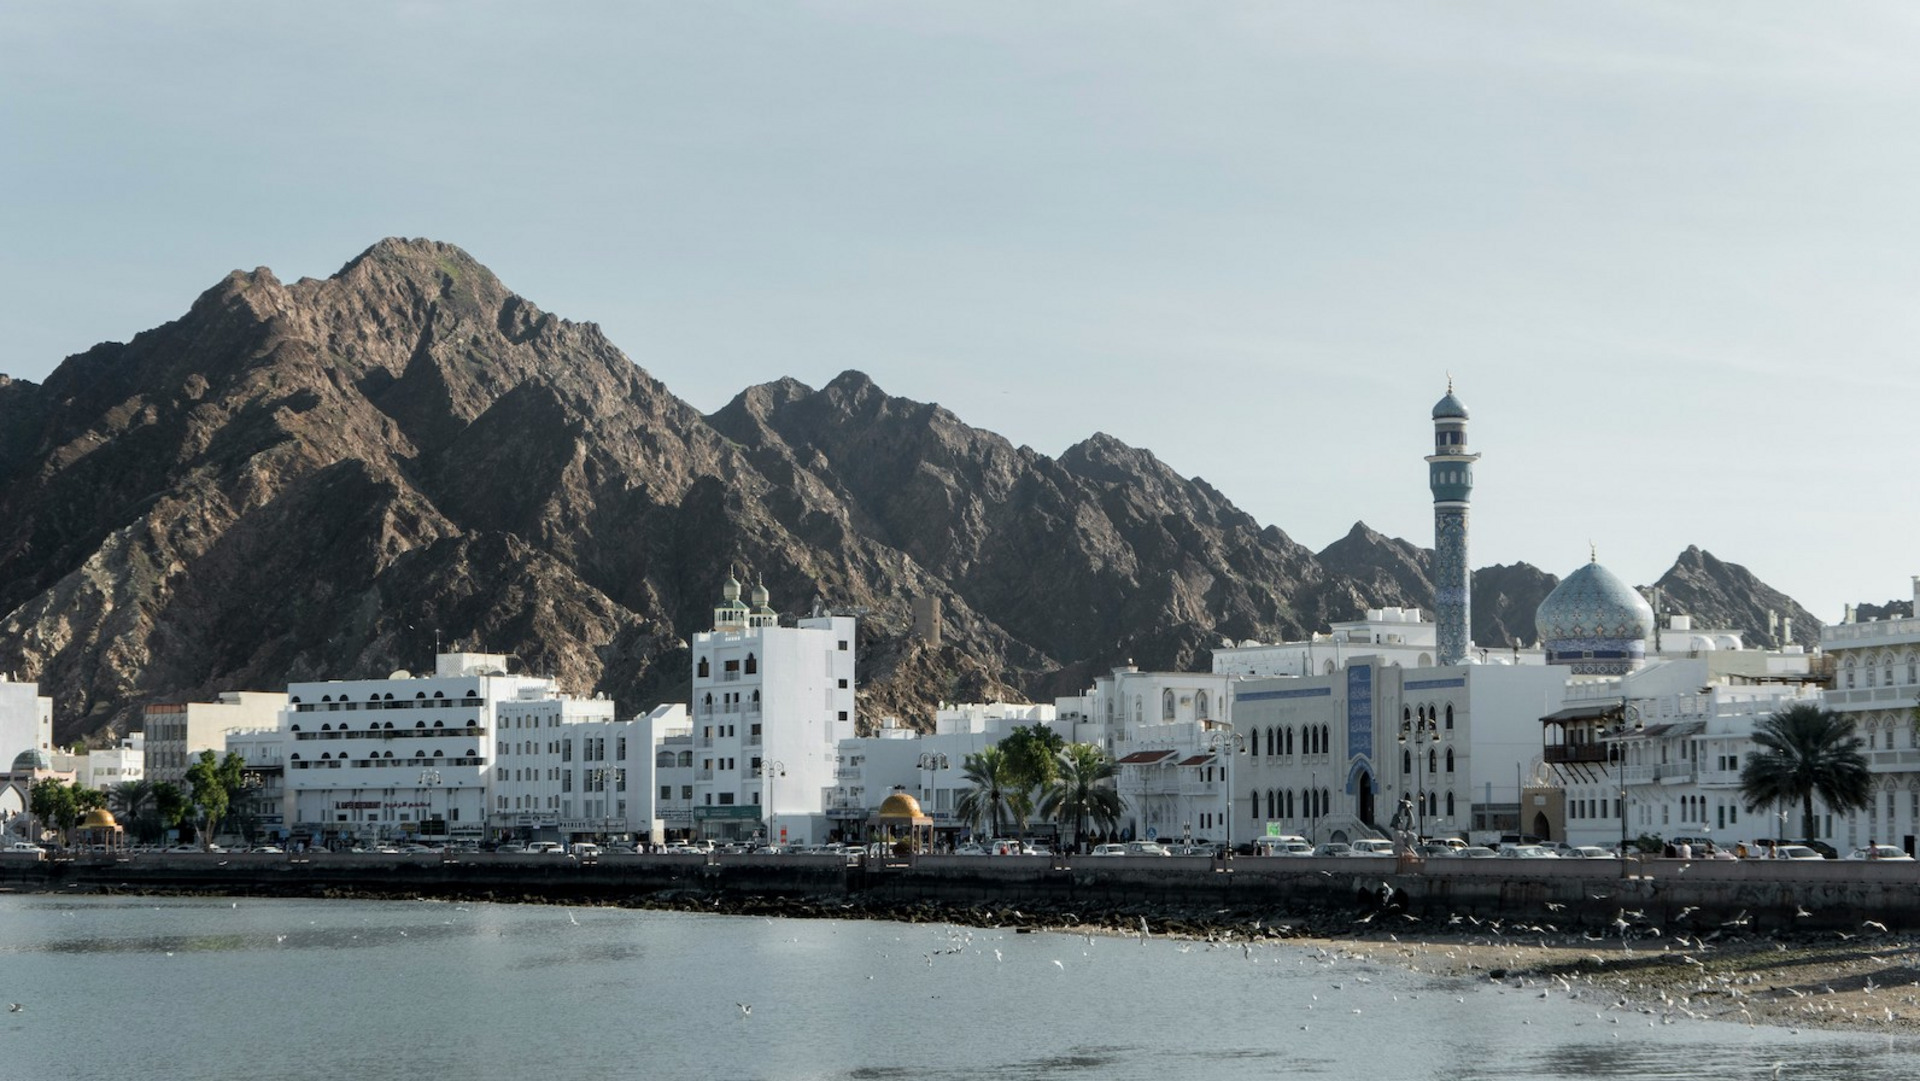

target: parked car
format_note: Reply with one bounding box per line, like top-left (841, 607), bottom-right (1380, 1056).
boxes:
top-left (1845, 845), bottom-right (1914, 861)
top-left (570, 843), bottom-right (603, 859)
top-left (952, 842), bottom-right (989, 856)
top-left (495, 841), bottom-right (529, 853)
top-left (1498, 844), bottom-right (1558, 859)
top-left (1775, 845), bottom-right (1826, 860)
top-left (1453, 846), bottom-right (1498, 858)
top-left (1346, 839), bottom-right (1397, 858)
top-left (1565, 846), bottom-right (1618, 859)
top-left (1312, 842), bottom-right (1351, 858)
top-left (525, 841), bottom-right (567, 855)
top-left (1089, 843), bottom-right (1128, 857)
top-left (1124, 841), bottom-right (1172, 856)
top-left (1796, 839), bottom-right (1840, 859)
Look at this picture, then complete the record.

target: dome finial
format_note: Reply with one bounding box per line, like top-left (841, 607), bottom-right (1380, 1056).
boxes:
top-left (1446, 372), bottom-right (1453, 394)
top-left (1589, 541), bottom-right (1597, 564)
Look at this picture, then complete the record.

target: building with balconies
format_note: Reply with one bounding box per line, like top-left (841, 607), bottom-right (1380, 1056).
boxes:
top-left (1820, 578), bottom-right (1920, 852)
top-left (283, 651), bottom-right (561, 847)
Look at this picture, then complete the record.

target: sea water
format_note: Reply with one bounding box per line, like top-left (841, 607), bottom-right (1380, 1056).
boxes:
top-left (3, 895), bottom-right (1916, 1080)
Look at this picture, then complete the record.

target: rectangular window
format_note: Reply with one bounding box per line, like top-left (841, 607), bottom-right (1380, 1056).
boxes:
top-left (838, 640), bottom-right (849, 651)
top-left (681, 785), bottom-right (693, 800)
top-left (660, 786), bottom-right (671, 800)
top-left (719, 792), bottom-right (733, 805)
top-left (838, 679), bottom-right (848, 689)
top-left (838, 711), bottom-right (848, 722)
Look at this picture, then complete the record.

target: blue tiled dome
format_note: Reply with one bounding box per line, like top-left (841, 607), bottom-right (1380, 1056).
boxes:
top-left (9, 748), bottom-right (51, 773)
top-left (1536, 560), bottom-right (1653, 674)
top-left (1432, 392), bottom-right (1469, 420)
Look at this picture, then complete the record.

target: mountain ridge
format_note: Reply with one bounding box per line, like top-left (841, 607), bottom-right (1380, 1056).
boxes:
top-left (0, 239), bottom-right (1823, 745)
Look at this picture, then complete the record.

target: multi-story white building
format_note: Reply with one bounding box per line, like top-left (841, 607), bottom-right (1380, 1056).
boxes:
top-left (685, 576), bottom-right (856, 845)
top-left (284, 651), bottom-right (560, 846)
top-left (1233, 657), bottom-right (1572, 847)
top-left (143, 691), bottom-right (287, 787)
top-left (635, 706), bottom-right (694, 843)
top-left (487, 695), bottom-right (622, 841)
top-left (1819, 579), bottom-right (1920, 853)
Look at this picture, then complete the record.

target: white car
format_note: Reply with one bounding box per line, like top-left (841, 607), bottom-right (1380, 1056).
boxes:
top-left (1498, 844), bottom-right (1559, 859)
top-left (1345, 839), bottom-right (1397, 858)
top-left (1775, 845), bottom-right (1827, 861)
top-left (1565, 846), bottom-right (1618, 859)
top-left (1124, 841), bottom-right (1172, 856)
top-left (1089, 843), bottom-right (1128, 857)
top-left (1845, 845), bottom-right (1914, 861)
top-left (524, 841), bottom-right (567, 855)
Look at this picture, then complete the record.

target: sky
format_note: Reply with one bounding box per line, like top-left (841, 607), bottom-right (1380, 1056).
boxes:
top-left (4, 3), bottom-right (1918, 624)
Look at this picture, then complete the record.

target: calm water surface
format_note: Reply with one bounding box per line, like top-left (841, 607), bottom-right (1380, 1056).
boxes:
top-left (3, 896), bottom-right (1917, 1081)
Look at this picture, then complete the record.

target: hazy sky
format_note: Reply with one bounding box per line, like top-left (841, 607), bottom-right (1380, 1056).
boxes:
top-left (5, 4), bottom-right (1917, 624)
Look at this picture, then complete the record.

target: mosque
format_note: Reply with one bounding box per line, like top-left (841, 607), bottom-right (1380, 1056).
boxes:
top-left (1221, 384), bottom-right (1822, 850)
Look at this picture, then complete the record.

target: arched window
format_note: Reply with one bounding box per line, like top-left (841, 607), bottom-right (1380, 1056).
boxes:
top-left (1162, 689), bottom-right (1176, 720)
top-left (1428, 748), bottom-right (1437, 774)
top-left (1286, 728), bottom-right (1294, 756)
top-left (1403, 749), bottom-right (1413, 774)
top-left (1445, 791), bottom-right (1455, 817)
top-left (1251, 789), bottom-right (1262, 818)
top-left (677, 751), bottom-right (693, 768)
top-left (1403, 706), bottom-right (1412, 723)
top-left (697, 658), bottom-right (710, 679)
top-left (745, 654), bottom-right (758, 675)
top-left (1445, 704), bottom-right (1454, 729)
top-left (656, 750), bottom-right (675, 767)
top-left (1445, 747), bottom-right (1455, 773)
top-left (1196, 691), bottom-right (1210, 720)
top-left (1134, 696), bottom-right (1144, 723)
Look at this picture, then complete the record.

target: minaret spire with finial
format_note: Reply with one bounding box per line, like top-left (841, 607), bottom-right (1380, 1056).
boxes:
top-left (1427, 383), bottom-right (1479, 666)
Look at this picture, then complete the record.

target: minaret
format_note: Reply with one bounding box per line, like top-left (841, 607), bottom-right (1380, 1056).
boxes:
top-left (1426, 382), bottom-right (1479, 666)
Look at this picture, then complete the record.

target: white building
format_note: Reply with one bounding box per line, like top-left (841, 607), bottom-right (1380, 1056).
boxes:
top-left (685, 576), bottom-right (856, 845)
top-left (635, 706), bottom-right (694, 843)
top-left (143, 691), bottom-right (288, 787)
top-left (0, 673), bottom-right (53, 765)
top-left (1233, 657), bottom-right (1572, 846)
top-left (80, 734), bottom-right (145, 790)
top-left (284, 652), bottom-right (561, 846)
top-left (224, 728), bottom-right (289, 843)
top-left (487, 695), bottom-right (623, 841)
top-left (829, 704), bottom-right (1065, 841)
top-left (1819, 579), bottom-right (1920, 853)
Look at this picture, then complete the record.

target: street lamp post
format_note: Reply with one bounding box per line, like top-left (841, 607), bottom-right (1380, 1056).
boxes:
top-left (1399, 709), bottom-right (1440, 842)
top-left (916, 752), bottom-right (949, 849)
top-left (763, 760), bottom-right (786, 848)
top-left (1203, 721), bottom-right (1242, 857)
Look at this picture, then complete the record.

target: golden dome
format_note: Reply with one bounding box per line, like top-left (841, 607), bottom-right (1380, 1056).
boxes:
top-left (877, 792), bottom-right (925, 819)
top-left (79, 808), bottom-right (119, 829)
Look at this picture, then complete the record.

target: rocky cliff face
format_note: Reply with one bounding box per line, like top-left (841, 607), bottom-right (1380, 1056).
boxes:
top-left (0, 240), bottom-right (1826, 745)
top-left (1648, 546), bottom-right (1822, 649)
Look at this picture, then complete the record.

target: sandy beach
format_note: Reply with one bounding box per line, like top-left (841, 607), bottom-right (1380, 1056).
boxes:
top-left (1306, 928), bottom-right (1920, 1034)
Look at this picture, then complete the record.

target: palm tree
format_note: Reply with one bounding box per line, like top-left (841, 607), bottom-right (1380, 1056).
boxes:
top-left (1739, 703), bottom-right (1872, 839)
top-left (1039, 743), bottom-right (1125, 853)
top-left (110, 780), bottom-right (159, 843)
top-left (956, 747), bottom-right (1016, 839)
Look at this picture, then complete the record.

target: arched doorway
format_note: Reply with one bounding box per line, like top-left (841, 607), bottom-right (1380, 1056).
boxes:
top-left (1357, 770), bottom-right (1375, 827)
top-left (1530, 812), bottom-right (1552, 841)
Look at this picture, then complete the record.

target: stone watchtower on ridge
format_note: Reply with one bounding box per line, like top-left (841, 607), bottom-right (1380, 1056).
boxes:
top-left (1426, 383), bottom-right (1478, 666)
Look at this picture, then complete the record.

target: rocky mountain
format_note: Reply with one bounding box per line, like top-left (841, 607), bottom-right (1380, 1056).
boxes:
top-left (1647, 547), bottom-right (1822, 650)
top-left (1852, 599), bottom-right (1912, 623)
top-left (0, 239), bottom-right (1825, 746)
